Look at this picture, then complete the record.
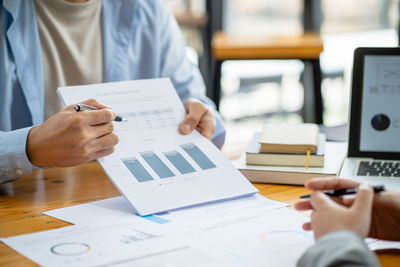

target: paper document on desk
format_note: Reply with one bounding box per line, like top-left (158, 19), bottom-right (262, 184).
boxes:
top-left (4, 205), bottom-right (312, 267)
top-left (45, 194), bottom-right (287, 227)
top-left (2, 221), bottom-right (194, 267)
top-left (57, 78), bottom-right (257, 215)
top-left (366, 238), bottom-right (400, 251)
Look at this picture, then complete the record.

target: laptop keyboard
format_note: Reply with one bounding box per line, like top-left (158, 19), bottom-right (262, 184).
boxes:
top-left (357, 161), bottom-right (400, 177)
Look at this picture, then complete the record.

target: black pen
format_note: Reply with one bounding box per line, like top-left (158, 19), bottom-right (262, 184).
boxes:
top-left (299, 184), bottom-right (385, 199)
top-left (74, 104), bottom-right (125, 122)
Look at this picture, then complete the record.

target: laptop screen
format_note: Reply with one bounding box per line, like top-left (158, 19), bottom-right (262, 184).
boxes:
top-left (348, 47), bottom-right (400, 159)
top-left (359, 55), bottom-right (400, 152)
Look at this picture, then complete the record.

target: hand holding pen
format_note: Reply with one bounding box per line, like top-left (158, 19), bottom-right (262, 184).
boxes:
top-left (299, 184), bottom-right (385, 199)
top-left (295, 177), bottom-right (400, 242)
top-left (26, 99), bottom-right (119, 168)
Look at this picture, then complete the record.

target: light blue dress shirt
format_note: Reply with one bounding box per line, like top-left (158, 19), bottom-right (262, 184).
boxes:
top-left (0, 0), bottom-right (225, 182)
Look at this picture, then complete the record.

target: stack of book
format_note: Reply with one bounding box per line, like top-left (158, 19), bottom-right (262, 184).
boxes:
top-left (246, 123), bottom-right (324, 167)
top-left (235, 123), bottom-right (347, 185)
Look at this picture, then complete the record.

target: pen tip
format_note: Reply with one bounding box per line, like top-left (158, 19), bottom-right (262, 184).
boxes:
top-left (114, 116), bottom-right (127, 122)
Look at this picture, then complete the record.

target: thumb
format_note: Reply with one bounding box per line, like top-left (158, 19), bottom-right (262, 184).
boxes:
top-left (179, 116), bottom-right (195, 134)
top-left (179, 101), bottom-right (205, 135)
top-left (352, 183), bottom-right (374, 214)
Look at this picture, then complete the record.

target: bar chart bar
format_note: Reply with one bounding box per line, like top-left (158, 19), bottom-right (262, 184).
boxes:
top-left (181, 143), bottom-right (216, 170)
top-left (122, 158), bottom-right (154, 182)
top-left (164, 150), bottom-right (196, 174)
top-left (140, 151), bottom-right (175, 178)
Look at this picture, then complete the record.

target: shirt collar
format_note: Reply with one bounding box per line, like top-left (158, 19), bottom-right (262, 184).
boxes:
top-left (3, 0), bottom-right (22, 20)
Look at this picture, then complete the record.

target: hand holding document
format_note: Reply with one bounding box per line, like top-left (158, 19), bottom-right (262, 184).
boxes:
top-left (57, 78), bottom-right (257, 215)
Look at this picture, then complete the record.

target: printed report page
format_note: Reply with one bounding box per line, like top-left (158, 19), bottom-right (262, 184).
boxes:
top-left (57, 78), bottom-right (257, 215)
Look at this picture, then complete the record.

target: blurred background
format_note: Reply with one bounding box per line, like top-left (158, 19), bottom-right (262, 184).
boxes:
top-left (166, 0), bottom-right (399, 154)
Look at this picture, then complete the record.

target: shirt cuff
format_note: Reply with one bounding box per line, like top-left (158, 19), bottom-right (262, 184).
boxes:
top-left (0, 127), bottom-right (36, 183)
top-left (199, 101), bottom-right (226, 149)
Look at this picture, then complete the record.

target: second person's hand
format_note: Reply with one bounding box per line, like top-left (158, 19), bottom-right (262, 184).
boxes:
top-left (295, 177), bottom-right (400, 241)
top-left (301, 183), bottom-right (374, 240)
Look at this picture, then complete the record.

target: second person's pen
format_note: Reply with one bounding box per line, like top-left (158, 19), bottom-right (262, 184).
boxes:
top-left (299, 184), bottom-right (385, 199)
top-left (74, 103), bottom-right (125, 122)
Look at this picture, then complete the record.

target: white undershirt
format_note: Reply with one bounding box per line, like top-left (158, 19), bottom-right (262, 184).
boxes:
top-left (34, 0), bottom-right (103, 119)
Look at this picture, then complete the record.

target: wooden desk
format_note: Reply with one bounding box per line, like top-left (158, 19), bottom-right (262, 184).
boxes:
top-left (0, 162), bottom-right (398, 266)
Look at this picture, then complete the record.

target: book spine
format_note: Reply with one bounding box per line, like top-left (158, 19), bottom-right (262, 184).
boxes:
top-left (246, 155), bottom-right (324, 167)
top-left (239, 169), bottom-right (331, 185)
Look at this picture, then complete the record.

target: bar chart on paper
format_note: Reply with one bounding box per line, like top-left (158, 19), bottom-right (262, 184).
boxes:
top-left (58, 78), bottom-right (258, 215)
top-left (108, 131), bottom-right (257, 215)
top-left (122, 143), bottom-right (217, 183)
top-left (181, 143), bottom-right (216, 170)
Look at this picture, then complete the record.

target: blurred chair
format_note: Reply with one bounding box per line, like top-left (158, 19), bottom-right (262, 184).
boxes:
top-left (211, 32), bottom-right (324, 123)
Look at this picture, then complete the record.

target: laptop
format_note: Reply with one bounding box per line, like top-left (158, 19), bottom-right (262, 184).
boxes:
top-left (340, 47), bottom-right (400, 191)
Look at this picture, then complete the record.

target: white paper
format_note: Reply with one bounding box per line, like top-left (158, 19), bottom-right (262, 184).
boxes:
top-left (44, 194), bottom-right (287, 228)
top-left (4, 207), bottom-right (312, 267)
top-left (366, 238), bottom-right (400, 251)
top-left (2, 222), bottom-right (190, 267)
top-left (57, 78), bottom-right (257, 215)
top-left (191, 208), bottom-right (314, 267)
top-left (123, 208), bottom-right (314, 267)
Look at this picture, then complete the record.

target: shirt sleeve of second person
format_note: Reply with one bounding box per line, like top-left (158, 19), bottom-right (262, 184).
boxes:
top-left (150, 0), bottom-right (226, 149)
top-left (297, 230), bottom-right (380, 267)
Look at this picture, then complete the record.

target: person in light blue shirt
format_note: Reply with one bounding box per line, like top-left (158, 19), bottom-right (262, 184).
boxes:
top-left (0, 0), bottom-right (225, 183)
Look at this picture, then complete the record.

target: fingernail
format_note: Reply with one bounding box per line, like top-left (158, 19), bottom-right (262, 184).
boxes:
top-left (183, 123), bottom-right (192, 133)
top-left (359, 182), bottom-right (370, 190)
